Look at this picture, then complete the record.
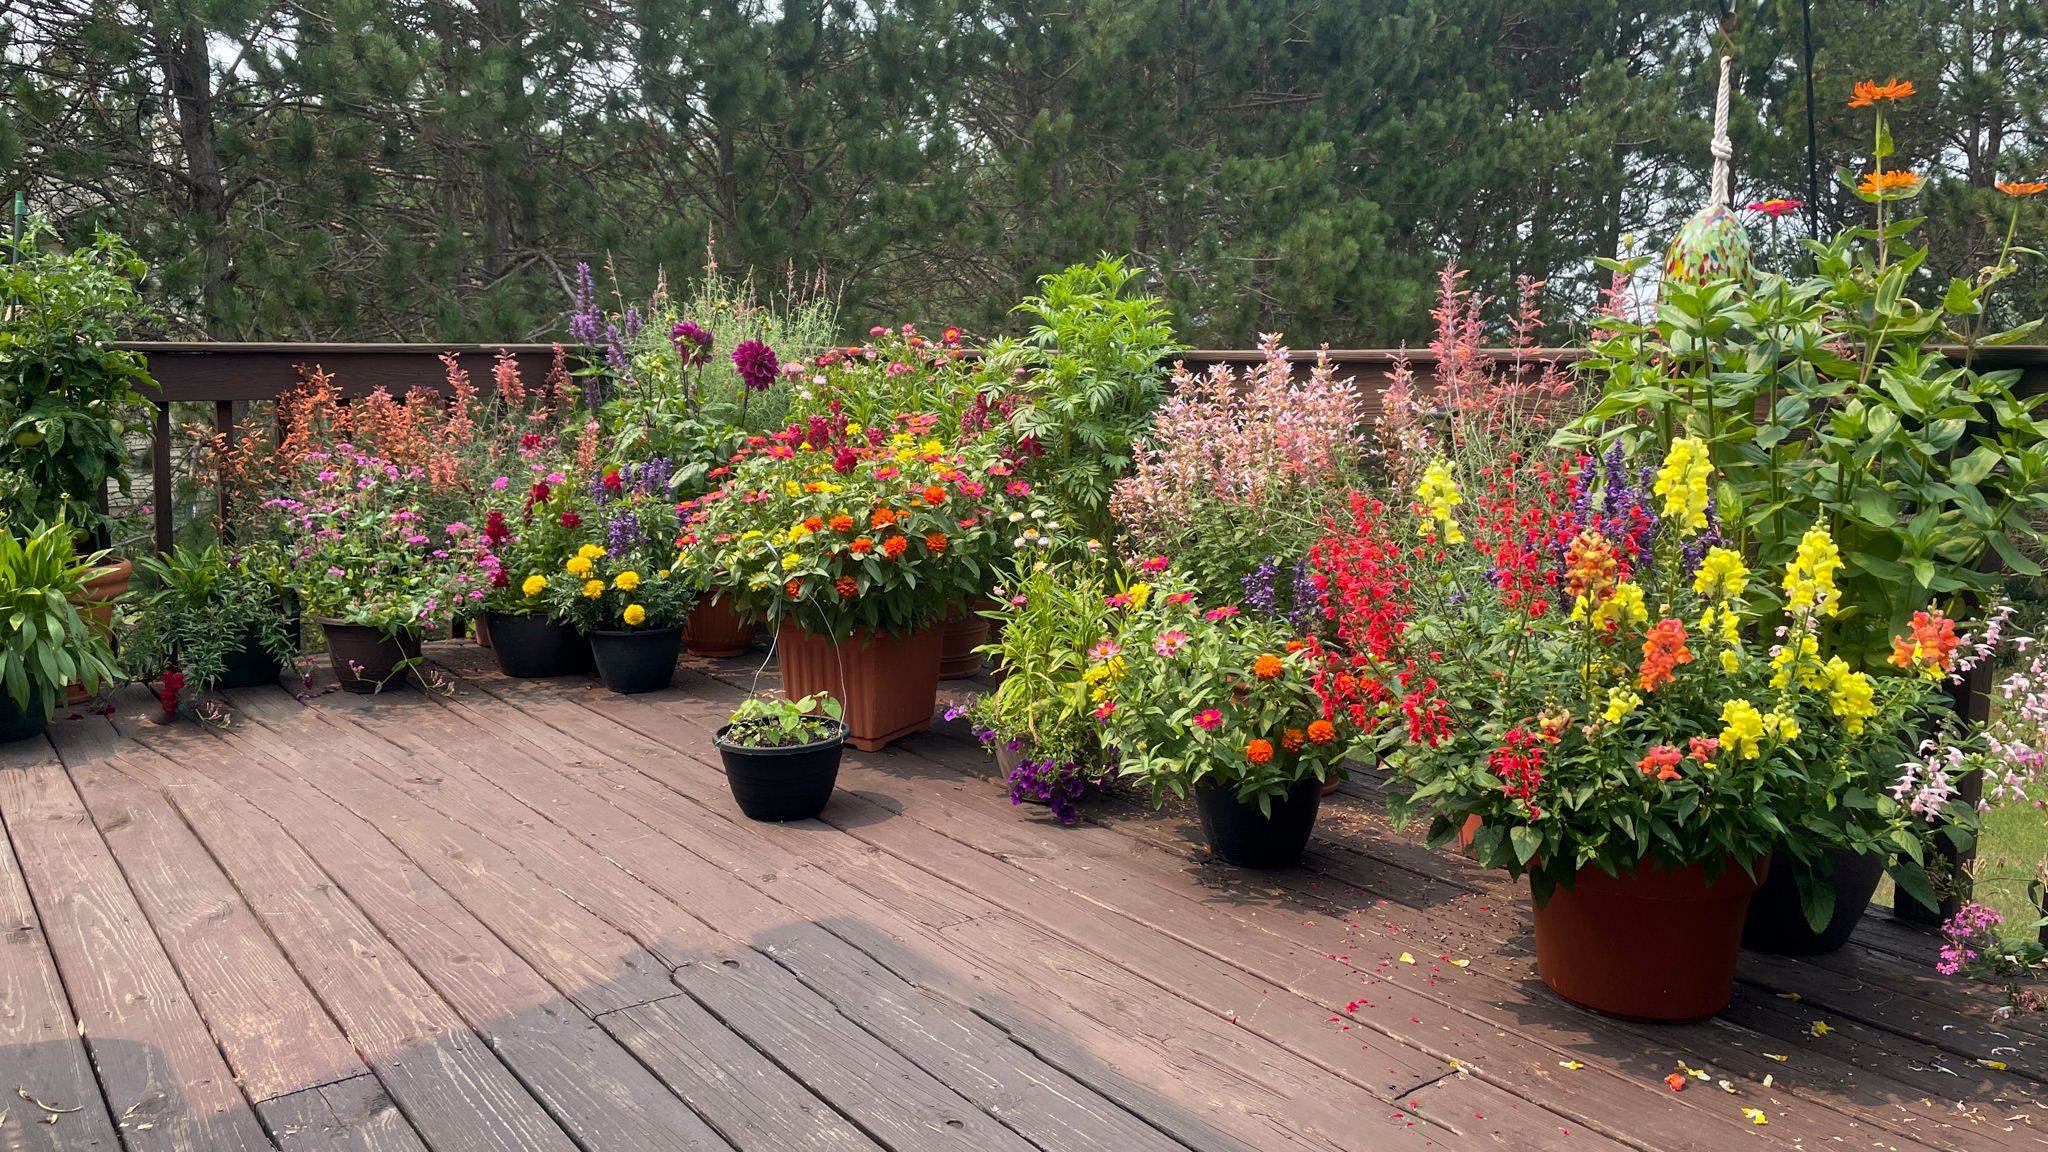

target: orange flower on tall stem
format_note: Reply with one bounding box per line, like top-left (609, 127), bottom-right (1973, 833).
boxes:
top-left (1858, 170), bottom-right (1921, 196)
top-left (1848, 78), bottom-right (1915, 107)
top-left (1997, 180), bottom-right (2047, 198)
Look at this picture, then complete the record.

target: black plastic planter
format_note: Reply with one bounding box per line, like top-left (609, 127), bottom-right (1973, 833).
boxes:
top-left (215, 624), bottom-right (286, 690)
top-left (714, 721), bottom-right (846, 821)
top-left (0, 693), bottom-right (47, 743)
top-left (1193, 777), bottom-right (1324, 868)
top-left (485, 612), bottom-right (591, 678)
top-left (589, 627), bottom-right (682, 694)
top-left (320, 621), bottom-right (423, 694)
top-left (1741, 848), bottom-right (1888, 955)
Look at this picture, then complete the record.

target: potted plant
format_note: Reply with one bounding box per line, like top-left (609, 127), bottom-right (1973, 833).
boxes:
top-left (713, 691), bottom-right (847, 821)
top-left (1094, 568), bottom-right (1355, 868)
top-left (0, 521), bottom-right (121, 740)
top-left (684, 413), bottom-right (1017, 750)
top-left (954, 536), bottom-right (1120, 822)
top-left (1311, 445), bottom-right (1964, 1022)
top-left (0, 222), bottom-right (158, 620)
top-left (476, 466), bottom-right (593, 677)
top-left (549, 540), bottom-right (694, 694)
top-left (120, 544), bottom-right (299, 707)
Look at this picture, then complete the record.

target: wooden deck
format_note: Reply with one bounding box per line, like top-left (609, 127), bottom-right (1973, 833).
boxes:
top-left (2, 641), bottom-right (2042, 1152)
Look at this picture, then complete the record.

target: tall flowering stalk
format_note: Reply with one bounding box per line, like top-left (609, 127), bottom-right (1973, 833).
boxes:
top-left (1111, 336), bottom-right (1371, 607)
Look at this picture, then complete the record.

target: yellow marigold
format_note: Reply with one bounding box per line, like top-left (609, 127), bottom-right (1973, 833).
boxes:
top-left (1692, 547), bottom-right (1748, 602)
top-left (1414, 459), bottom-right (1465, 544)
top-left (521, 574), bottom-right (548, 597)
top-left (1653, 437), bottom-right (1714, 533)
top-left (1783, 526), bottom-right (1844, 619)
top-left (622, 603), bottom-right (646, 627)
top-left (565, 555), bottom-right (594, 578)
top-left (614, 569), bottom-right (641, 591)
top-left (1718, 699), bottom-right (1766, 760)
top-left (581, 578), bottom-right (605, 599)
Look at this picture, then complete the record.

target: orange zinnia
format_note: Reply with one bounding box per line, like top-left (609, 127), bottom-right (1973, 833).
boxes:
top-left (1306, 719), bottom-right (1337, 745)
top-left (922, 485), bottom-right (947, 505)
top-left (850, 536), bottom-right (874, 555)
top-left (1281, 728), bottom-right (1306, 753)
top-left (1997, 180), bottom-right (2048, 198)
top-left (1858, 169), bottom-right (1921, 195)
top-left (924, 531), bottom-right (948, 554)
top-left (829, 513), bottom-right (855, 533)
top-left (1244, 739), bottom-right (1275, 765)
top-left (1848, 78), bottom-right (1914, 108)
top-left (882, 535), bottom-right (908, 558)
top-left (1252, 653), bottom-right (1285, 680)
top-left (802, 516), bottom-right (824, 533)
top-left (835, 575), bottom-right (858, 598)
top-left (784, 579), bottom-right (804, 599)
top-left (872, 507), bottom-right (898, 528)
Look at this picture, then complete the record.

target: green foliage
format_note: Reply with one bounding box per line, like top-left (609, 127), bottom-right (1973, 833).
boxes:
top-left (962, 550), bottom-right (1120, 773)
top-left (983, 258), bottom-right (1179, 541)
top-left (721, 692), bottom-right (844, 749)
top-left (546, 544), bottom-right (696, 633)
top-left (0, 520), bottom-right (120, 717)
top-left (120, 544), bottom-right (297, 694)
top-left (0, 221), bottom-right (157, 539)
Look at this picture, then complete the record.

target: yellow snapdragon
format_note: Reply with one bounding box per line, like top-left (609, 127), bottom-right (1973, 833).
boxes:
top-left (1414, 459), bottom-right (1466, 544)
top-left (1718, 699), bottom-right (1766, 759)
top-left (1653, 437), bottom-right (1715, 533)
top-left (1783, 526), bottom-right (1844, 619)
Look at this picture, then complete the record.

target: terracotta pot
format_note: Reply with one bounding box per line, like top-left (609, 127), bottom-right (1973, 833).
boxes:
top-left (485, 612), bottom-right (590, 678)
top-left (1532, 857), bottom-right (1767, 1023)
top-left (320, 621), bottom-right (423, 694)
top-left (472, 614), bottom-right (493, 648)
top-left (67, 556), bottom-right (131, 703)
top-left (1193, 778), bottom-right (1323, 869)
top-left (685, 596), bottom-right (759, 658)
top-left (776, 621), bottom-right (941, 752)
top-left (938, 600), bottom-right (993, 680)
top-left (589, 627), bottom-right (683, 694)
top-left (1742, 848), bottom-right (1887, 956)
top-left (1456, 813), bottom-right (1483, 854)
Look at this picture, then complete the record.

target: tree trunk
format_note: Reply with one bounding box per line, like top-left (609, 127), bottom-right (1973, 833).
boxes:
top-left (157, 19), bottom-right (234, 335)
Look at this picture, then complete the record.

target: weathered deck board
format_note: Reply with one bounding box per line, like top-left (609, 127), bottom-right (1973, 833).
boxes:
top-left (8, 642), bottom-right (2037, 1152)
top-left (0, 734), bottom-right (275, 1152)
top-left (0, 741), bottom-right (123, 1152)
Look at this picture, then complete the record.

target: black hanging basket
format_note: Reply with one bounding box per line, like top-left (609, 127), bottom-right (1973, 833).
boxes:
top-left (714, 722), bottom-right (847, 822)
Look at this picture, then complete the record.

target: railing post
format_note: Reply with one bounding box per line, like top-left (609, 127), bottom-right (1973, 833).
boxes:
top-left (152, 399), bottom-right (173, 555)
top-left (215, 399), bottom-right (236, 541)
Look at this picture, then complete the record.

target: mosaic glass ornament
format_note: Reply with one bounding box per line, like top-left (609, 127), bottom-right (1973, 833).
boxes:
top-left (1663, 202), bottom-right (1754, 287)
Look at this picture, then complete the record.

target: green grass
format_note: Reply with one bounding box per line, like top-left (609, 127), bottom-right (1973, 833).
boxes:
top-left (1974, 790), bottom-right (2047, 933)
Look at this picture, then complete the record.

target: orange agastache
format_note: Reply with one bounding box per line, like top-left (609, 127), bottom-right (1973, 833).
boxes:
top-left (1848, 78), bottom-right (1915, 108)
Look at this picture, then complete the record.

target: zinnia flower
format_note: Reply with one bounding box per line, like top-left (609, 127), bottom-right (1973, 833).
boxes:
top-left (1281, 728), bottom-right (1305, 752)
top-left (1252, 654), bottom-right (1285, 680)
top-left (1745, 198), bottom-right (1804, 218)
top-left (923, 485), bottom-right (947, 505)
top-left (835, 575), bottom-right (858, 598)
top-left (924, 532), bottom-right (949, 554)
top-left (829, 513), bottom-right (855, 533)
top-left (1996, 180), bottom-right (2048, 198)
top-left (731, 339), bottom-right (780, 391)
top-left (882, 535), bottom-right (909, 559)
top-left (1244, 739), bottom-right (1274, 765)
top-left (1848, 78), bottom-right (1915, 107)
top-left (1306, 719), bottom-right (1336, 745)
top-left (1858, 170), bottom-right (1922, 195)
top-left (1193, 709), bottom-right (1223, 731)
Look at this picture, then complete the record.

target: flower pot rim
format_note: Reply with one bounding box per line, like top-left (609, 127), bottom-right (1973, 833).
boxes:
top-left (590, 624), bottom-right (685, 639)
top-left (317, 617), bottom-right (423, 635)
top-left (713, 720), bottom-right (850, 756)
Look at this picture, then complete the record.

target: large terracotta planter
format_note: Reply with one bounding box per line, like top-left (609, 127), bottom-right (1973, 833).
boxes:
top-left (1742, 848), bottom-right (1887, 956)
top-left (320, 621), bottom-right (423, 694)
top-left (776, 621), bottom-right (941, 752)
top-left (1533, 857), bottom-right (1767, 1023)
top-left (1193, 778), bottom-right (1323, 869)
top-left (67, 556), bottom-right (131, 703)
top-left (685, 596), bottom-right (758, 658)
top-left (938, 600), bottom-right (993, 680)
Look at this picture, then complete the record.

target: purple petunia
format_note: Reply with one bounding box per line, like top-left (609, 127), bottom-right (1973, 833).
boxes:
top-left (731, 339), bottom-right (780, 391)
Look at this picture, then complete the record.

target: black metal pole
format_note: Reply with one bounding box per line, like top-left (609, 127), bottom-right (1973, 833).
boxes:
top-left (1801, 0), bottom-right (1821, 243)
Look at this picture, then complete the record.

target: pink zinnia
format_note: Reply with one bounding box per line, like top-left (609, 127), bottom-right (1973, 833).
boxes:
top-left (1088, 640), bottom-right (1122, 661)
top-left (1193, 709), bottom-right (1223, 731)
top-left (1094, 701), bottom-right (1116, 721)
top-left (1203, 606), bottom-right (1239, 622)
top-left (1153, 630), bottom-right (1189, 658)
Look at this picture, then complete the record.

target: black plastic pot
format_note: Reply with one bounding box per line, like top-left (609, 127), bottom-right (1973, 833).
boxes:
top-left (485, 612), bottom-right (591, 678)
top-left (215, 624), bottom-right (286, 690)
top-left (1193, 777), bottom-right (1324, 868)
top-left (320, 621), bottom-right (423, 694)
top-left (714, 721), bottom-right (847, 822)
top-left (1742, 848), bottom-right (1888, 955)
top-left (589, 627), bottom-right (681, 694)
top-left (0, 693), bottom-right (48, 743)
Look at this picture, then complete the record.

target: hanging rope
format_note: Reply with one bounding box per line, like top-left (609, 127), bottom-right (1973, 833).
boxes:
top-left (1709, 54), bottom-right (1734, 208)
